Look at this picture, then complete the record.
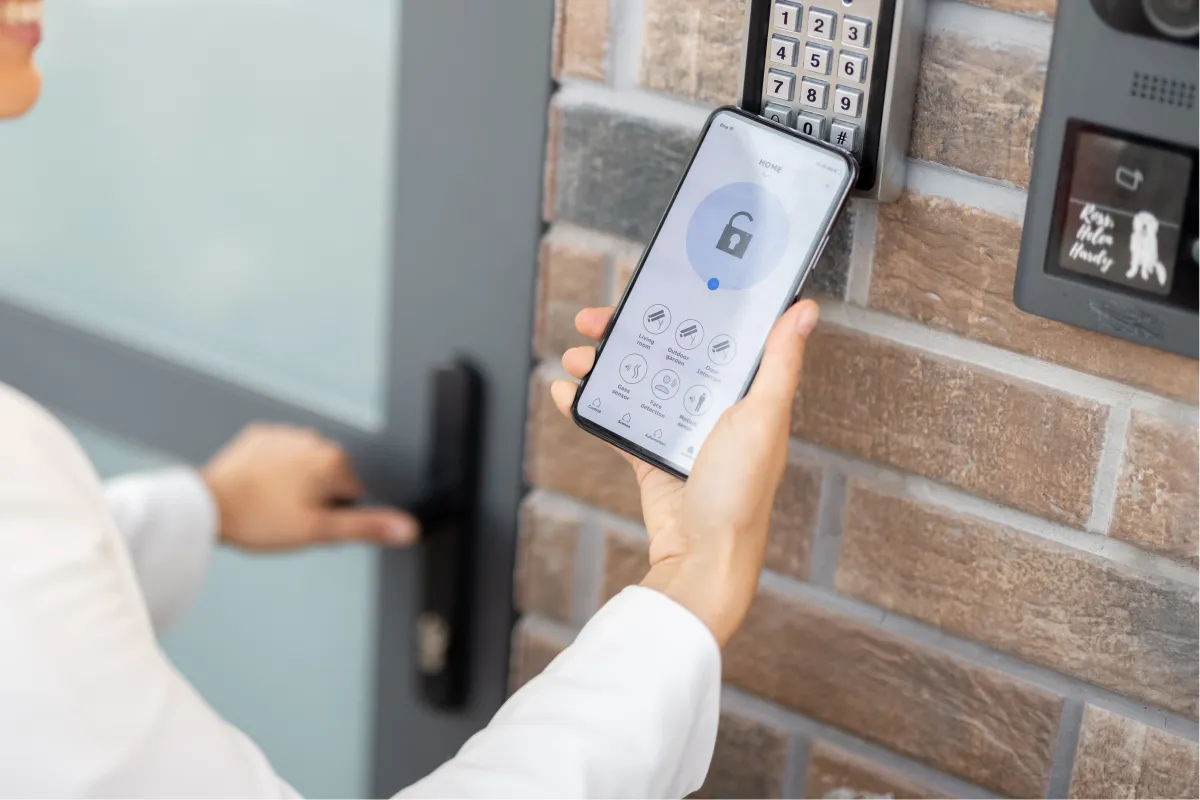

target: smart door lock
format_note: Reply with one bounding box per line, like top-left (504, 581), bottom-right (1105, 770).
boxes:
top-left (739, 0), bottom-right (926, 202)
top-left (408, 361), bottom-right (484, 709)
top-left (1014, 0), bottom-right (1198, 358)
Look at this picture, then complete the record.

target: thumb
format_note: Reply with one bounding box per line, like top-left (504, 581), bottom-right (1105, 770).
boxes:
top-left (744, 299), bottom-right (819, 419)
top-left (317, 507), bottom-right (420, 547)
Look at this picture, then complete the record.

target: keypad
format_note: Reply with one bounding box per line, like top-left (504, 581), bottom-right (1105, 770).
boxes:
top-left (799, 77), bottom-right (829, 110)
top-left (770, 35), bottom-right (800, 67)
top-left (763, 102), bottom-right (793, 126)
top-left (758, 1), bottom-right (874, 156)
top-left (803, 42), bottom-right (833, 75)
top-left (830, 120), bottom-right (859, 153)
top-left (766, 69), bottom-right (796, 101)
top-left (773, 1), bottom-right (802, 32)
top-left (834, 86), bottom-right (863, 118)
top-left (807, 7), bottom-right (836, 40)
top-left (842, 16), bottom-right (872, 48)
top-left (838, 51), bottom-right (867, 84)
top-left (795, 111), bottom-right (827, 140)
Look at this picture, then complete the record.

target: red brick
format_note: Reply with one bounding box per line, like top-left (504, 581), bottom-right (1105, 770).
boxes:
top-left (509, 619), bottom-right (570, 693)
top-left (1112, 413), bottom-right (1200, 567)
top-left (694, 710), bottom-right (790, 799)
top-left (514, 493), bottom-right (581, 623)
top-left (723, 591), bottom-right (1062, 797)
top-left (765, 460), bottom-right (821, 581)
top-left (962, 0), bottom-right (1056, 17)
top-left (553, 0), bottom-right (609, 82)
top-left (542, 103), bottom-right (560, 222)
top-left (837, 482), bottom-right (1199, 718)
top-left (600, 458), bottom-right (821, 590)
top-left (640, 0), bottom-right (745, 106)
top-left (1069, 706), bottom-right (1200, 799)
top-left (791, 325), bottom-right (1108, 526)
top-left (805, 742), bottom-right (946, 799)
top-left (871, 192), bottom-right (1198, 405)
top-left (534, 233), bottom-right (607, 359)
top-left (911, 35), bottom-right (1046, 186)
top-left (601, 529), bottom-right (649, 603)
top-left (525, 369), bottom-right (643, 520)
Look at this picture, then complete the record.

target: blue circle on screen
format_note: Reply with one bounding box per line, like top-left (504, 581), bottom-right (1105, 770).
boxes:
top-left (686, 182), bottom-right (790, 292)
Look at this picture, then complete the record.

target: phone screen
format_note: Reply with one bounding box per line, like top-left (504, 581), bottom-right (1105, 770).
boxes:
top-left (575, 108), bottom-right (854, 476)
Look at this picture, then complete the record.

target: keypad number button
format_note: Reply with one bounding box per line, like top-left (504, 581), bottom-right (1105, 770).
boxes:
top-left (769, 35), bottom-right (800, 67)
top-left (830, 120), bottom-right (860, 154)
top-left (766, 69), bottom-right (796, 102)
top-left (763, 102), bottom-right (793, 127)
top-left (773, 1), bottom-right (803, 32)
top-left (807, 8), bottom-right (836, 41)
top-left (799, 77), bottom-right (829, 110)
top-left (795, 111), bottom-right (827, 141)
top-left (803, 43), bottom-right (833, 75)
top-left (842, 16), bottom-right (872, 48)
top-left (838, 52), bottom-right (868, 84)
top-left (834, 86), bottom-right (863, 118)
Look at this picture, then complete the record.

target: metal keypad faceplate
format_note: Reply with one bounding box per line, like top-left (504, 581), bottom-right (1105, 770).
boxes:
top-left (758, 0), bottom-right (882, 156)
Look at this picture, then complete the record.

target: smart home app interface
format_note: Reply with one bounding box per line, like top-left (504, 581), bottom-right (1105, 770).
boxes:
top-left (577, 110), bottom-right (852, 474)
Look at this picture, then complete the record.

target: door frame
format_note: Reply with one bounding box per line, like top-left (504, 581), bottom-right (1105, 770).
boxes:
top-left (0, 2), bottom-right (555, 794)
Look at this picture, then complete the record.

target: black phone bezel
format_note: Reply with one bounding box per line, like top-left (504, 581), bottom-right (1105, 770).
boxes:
top-left (569, 105), bottom-right (858, 480)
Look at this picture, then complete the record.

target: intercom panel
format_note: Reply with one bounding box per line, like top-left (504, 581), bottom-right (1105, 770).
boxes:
top-left (738, 0), bottom-right (925, 202)
top-left (1014, 0), bottom-right (1198, 358)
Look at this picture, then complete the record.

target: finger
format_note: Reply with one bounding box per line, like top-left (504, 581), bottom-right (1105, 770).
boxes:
top-left (744, 300), bottom-right (819, 419)
top-left (574, 307), bottom-right (615, 341)
top-left (562, 346), bottom-right (596, 379)
top-left (319, 445), bottom-right (366, 501)
top-left (318, 508), bottom-right (419, 546)
top-left (550, 379), bottom-right (578, 417)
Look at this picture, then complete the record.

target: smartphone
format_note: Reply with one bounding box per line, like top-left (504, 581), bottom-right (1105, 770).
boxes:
top-left (571, 106), bottom-right (857, 479)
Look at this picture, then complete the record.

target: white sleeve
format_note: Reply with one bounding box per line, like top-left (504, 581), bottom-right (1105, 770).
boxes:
top-left (104, 467), bottom-right (219, 634)
top-left (0, 384), bottom-right (298, 798)
top-left (399, 586), bottom-right (722, 799)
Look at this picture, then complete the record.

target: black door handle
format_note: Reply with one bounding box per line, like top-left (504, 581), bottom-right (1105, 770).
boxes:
top-left (408, 361), bottom-right (484, 710)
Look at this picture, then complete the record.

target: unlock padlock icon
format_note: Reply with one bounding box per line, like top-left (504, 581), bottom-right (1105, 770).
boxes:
top-left (716, 211), bottom-right (754, 259)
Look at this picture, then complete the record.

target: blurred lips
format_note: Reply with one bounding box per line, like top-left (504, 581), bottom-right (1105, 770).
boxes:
top-left (0, 0), bottom-right (43, 50)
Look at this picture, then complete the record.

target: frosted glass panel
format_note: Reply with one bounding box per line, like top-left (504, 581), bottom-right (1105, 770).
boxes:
top-left (61, 417), bottom-right (379, 797)
top-left (0, 1), bottom-right (398, 429)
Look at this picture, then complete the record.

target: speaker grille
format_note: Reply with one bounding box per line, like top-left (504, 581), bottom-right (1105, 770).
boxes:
top-left (1130, 71), bottom-right (1197, 109)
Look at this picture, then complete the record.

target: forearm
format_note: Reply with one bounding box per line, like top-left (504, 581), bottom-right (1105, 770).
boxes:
top-left (104, 467), bottom-right (219, 634)
top-left (399, 587), bottom-right (722, 799)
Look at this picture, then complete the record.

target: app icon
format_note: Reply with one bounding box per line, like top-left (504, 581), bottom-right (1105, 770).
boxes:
top-left (708, 335), bottom-right (737, 365)
top-left (687, 182), bottom-right (789, 291)
top-left (651, 369), bottom-right (681, 400)
top-left (675, 319), bottom-right (705, 350)
top-left (619, 353), bottom-right (649, 384)
top-left (716, 212), bottom-right (754, 259)
top-left (643, 304), bottom-right (671, 335)
top-left (683, 385), bottom-right (712, 416)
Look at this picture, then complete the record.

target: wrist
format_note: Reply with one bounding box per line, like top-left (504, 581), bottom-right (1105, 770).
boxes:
top-left (199, 467), bottom-right (234, 545)
top-left (640, 557), bottom-right (756, 647)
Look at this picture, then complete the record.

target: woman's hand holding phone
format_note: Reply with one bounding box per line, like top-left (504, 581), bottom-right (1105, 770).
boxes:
top-left (551, 299), bottom-right (820, 647)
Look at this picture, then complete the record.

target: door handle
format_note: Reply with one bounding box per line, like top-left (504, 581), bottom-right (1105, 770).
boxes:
top-left (406, 361), bottom-right (484, 710)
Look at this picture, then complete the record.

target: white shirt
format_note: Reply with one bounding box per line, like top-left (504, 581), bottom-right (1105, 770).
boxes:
top-left (0, 383), bottom-right (721, 798)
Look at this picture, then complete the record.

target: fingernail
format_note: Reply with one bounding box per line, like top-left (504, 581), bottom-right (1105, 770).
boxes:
top-left (795, 302), bottom-right (820, 338)
top-left (387, 519), bottom-right (419, 545)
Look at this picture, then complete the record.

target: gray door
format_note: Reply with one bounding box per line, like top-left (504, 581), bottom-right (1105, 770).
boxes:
top-left (0, 1), bottom-right (553, 795)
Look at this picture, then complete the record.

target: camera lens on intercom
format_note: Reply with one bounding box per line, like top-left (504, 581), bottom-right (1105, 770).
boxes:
top-left (1142, 0), bottom-right (1199, 39)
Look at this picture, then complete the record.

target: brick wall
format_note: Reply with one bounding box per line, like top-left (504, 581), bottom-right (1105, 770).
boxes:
top-left (515, 1), bottom-right (1200, 797)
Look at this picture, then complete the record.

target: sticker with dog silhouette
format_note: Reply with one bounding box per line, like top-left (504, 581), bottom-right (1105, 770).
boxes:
top-left (1058, 130), bottom-right (1191, 297)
